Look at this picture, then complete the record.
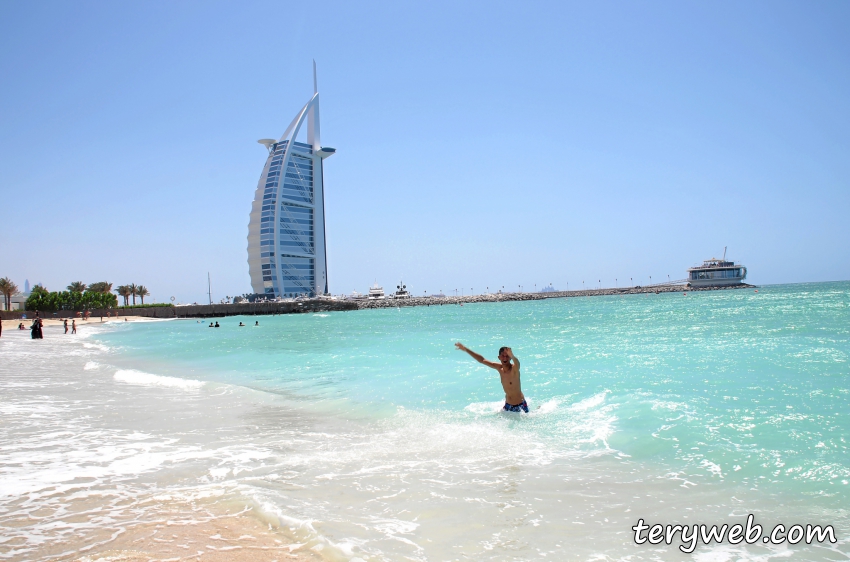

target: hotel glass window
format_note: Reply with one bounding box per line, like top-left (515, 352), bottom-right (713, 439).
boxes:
top-left (279, 255), bottom-right (315, 295)
top-left (279, 154), bottom-right (313, 204)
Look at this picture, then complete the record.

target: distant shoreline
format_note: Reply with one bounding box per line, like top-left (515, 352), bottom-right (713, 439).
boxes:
top-left (1, 283), bottom-right (756, 321)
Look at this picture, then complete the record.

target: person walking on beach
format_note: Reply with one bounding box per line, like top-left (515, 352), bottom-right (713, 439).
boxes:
top-left (64, 319), bottom-right (69, 334)
top-left (455, 343), bottom-right (528, 412)
top-left (71, 319), bottom-right (76, 334)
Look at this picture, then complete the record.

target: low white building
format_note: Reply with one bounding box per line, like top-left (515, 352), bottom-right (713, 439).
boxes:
top-left (8, 293), bottom-right (28, 311)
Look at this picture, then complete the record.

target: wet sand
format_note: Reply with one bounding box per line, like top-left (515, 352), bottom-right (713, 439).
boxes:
top-left (71, 505), bottom-right (319, 562)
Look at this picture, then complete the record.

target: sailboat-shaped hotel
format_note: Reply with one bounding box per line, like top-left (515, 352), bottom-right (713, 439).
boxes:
top-left (247, 63), bottom-right (335, 298)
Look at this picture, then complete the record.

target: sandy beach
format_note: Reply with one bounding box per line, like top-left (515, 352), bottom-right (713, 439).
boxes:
top-left (69, 505), bottom-right (319, 562)
top-left (2, 316), bottom-right (153, 331)
top-left (70, 504), bottom-right (319, 562)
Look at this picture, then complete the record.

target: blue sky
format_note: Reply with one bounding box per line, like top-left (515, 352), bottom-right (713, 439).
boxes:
top-left (2, 1), bottom-right (848, 302)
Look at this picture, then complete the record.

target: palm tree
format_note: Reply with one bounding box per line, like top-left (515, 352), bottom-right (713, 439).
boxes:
top-left (88, 281), bottom-right (113, 294)
top-left (116, 285), bottom-right (132, 306)
top-left (0, 277), bottom-right (19, 311)
top-left (137, 285), bottom-right (150, 305)
top-left (67, 281), bottom-right (87, 293)
top-left (129, 283), bottom-right (138, 306)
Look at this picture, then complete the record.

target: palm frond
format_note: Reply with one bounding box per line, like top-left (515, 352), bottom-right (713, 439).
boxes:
top-left (0, 277), bottom-right (19, 311)
top-left (88, 281), bottom-right (114, 294)
top-left (0, 277), bottom-right (19, 296)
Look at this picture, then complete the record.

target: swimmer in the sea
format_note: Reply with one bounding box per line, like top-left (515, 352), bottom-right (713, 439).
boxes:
top-left (455, 343), bottom-right (528, 412)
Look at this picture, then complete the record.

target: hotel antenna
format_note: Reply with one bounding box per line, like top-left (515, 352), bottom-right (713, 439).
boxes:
top-left (207, 272), bottom-right (212, 305)
top-left (723, 246), bottom-right (727, 261)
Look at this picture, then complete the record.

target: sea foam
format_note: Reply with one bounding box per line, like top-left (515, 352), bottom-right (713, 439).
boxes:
top-left (113, 369), bottom-right (205, 390)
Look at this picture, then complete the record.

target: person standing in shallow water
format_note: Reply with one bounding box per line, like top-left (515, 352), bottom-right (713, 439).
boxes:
top-left (455, 343), bottom-right (528, 412)
top-left (31, 317), bottom-right (44, 339)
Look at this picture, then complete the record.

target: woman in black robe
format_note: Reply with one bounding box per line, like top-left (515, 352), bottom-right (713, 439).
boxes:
top-left (31, 317), bottom-right (44, 339)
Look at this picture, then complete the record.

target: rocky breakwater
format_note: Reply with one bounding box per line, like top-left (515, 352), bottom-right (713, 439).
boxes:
top-left (355, 283), bottom-right (755, 310)
top-left (101, 284), bottom-right (755, 319)
top-left (110, 299), bottom-right (359, 319)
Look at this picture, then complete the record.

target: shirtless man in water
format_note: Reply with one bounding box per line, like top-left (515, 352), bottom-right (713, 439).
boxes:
top-left (455, 343), bottom-right (528, 413)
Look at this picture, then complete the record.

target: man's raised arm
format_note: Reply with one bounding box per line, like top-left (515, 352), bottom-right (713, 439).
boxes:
top-left (506, 347), bottom-right (520, 370)
top-left (455, 342), bottom-right (500, 369)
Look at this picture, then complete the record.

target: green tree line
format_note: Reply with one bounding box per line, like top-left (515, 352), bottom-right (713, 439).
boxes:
top-left (25, 284), bottom-right (118, 312)
top-left (2, 278), bottom-right (163, 312)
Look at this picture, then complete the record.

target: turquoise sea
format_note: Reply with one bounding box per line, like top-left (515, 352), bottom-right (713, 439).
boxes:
top-left (2, 282), bottom-right (848, 561)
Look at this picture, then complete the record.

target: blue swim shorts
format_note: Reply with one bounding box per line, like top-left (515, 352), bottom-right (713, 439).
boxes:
top-left (503, 399), bottom-right (529, 413)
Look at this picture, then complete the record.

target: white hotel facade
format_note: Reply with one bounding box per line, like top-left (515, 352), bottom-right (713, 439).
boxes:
top-left (247, 64), bottom-right (335, 298)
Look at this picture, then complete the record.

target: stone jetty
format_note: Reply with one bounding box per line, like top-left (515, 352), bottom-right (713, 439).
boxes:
top-left (133, 283), bottom-right (756, 318)
top-left (354, 283), bottom-right (754, 310)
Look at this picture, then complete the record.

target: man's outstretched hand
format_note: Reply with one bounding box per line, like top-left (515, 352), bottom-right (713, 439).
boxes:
top-left (456, 343), bottom-right (499, 369)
